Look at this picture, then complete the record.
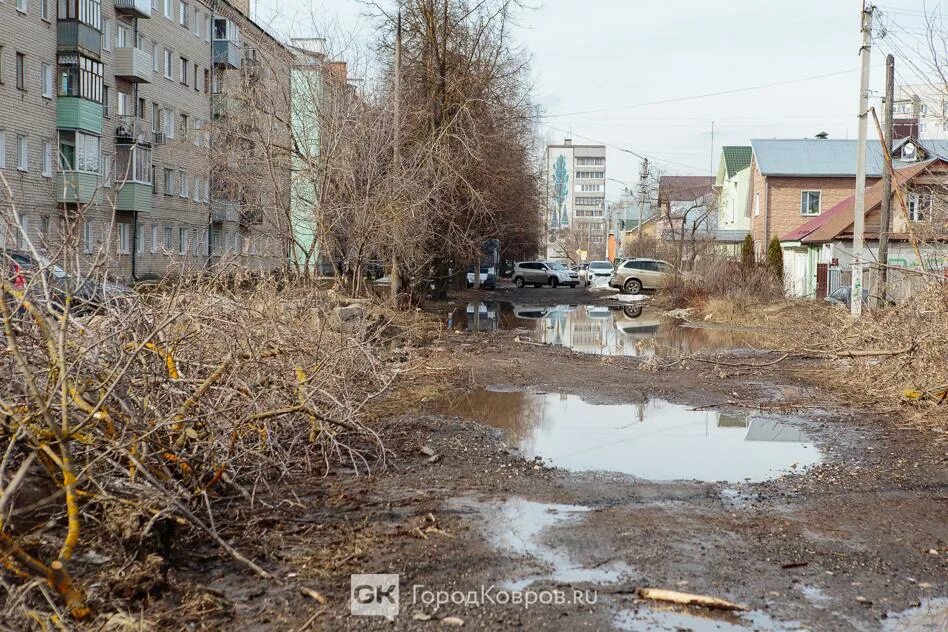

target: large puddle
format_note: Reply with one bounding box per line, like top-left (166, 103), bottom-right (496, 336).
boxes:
top-left (431, 390), bottom-right (820, 482)
top-left (447, 302), bottom-right (760, 357)
top-left (615, 607), bottom-right (800, 631)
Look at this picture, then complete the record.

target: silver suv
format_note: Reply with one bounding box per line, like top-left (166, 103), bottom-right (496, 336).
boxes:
top-left (609, 258), bottom-right (677, 294)
top-left (512, 261), bottom-right (579, 288)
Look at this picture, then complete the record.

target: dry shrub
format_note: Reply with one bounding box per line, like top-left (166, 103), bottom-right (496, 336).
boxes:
top-left (661, 258), bottom-right (784, 311)
top-left (0, 269), bottom-right (409, 623)
top-left (775, 281), bottom-right (948, 430)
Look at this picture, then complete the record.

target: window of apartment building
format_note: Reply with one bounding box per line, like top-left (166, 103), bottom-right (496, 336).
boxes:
top-left (163, 108), bottom-right (175, 138)
top-left (116, 144), bottom-right (151, 183)
top-left (0, 132), bottom-right (6, 169)
top-left (16, 216), bottom-right (30, 249)
top-left (117, 90), bottom-right (130, 116)
top-left (163, 167), bottom-right (173, 195)
top-left (204, 13), bottom-right (211, 42)
top-left (193, 62), bottom-right (200, 90)
top-left (58, 0), bottom-right (102, 28)
top-left (40, 216), bottom-right (50, 243)
top-left (800, 190), bottom-right (821, 216)
top-left (203, 177), bottom-right (209, 202)
top-left (151, 102), bottom-right (160, 131)
top-left (192, 175), bottom-right (199, 201)
top-left (178, 0), bottom-right (188, 26)
top-left (15, 53), bottom-right (25, 91)
top-left (102, 85), bottom-right (111, 116)
top-left (575, 171), bottom-right (604, 179)
top-left (116, 24), bottom-right (129, 48)
top-left (179, 57), bottom-right (188, 85)
top-left (117, 222), bottom-right (130, 254)
top-left (16, 135), bottom-right (28, 171)
top-left (163, 226), bottom-right (173, 250)
top-left (58, 131), bottom-right (100, 172)
top-left (41, 63), bottom-right (53, 98)
top-left (41, 0), bottom-right (49, 21)
top-left (101, 151), bottom-right (112, 186)
top-left (575, 157), bottom-right (604, 166)
top-left (82, 220), bottom-right (93, 253)
top-left (102, 19), bottom-right (111, 51)
top-left (0, 46), bottom-right (5, 86)
top-left (214, 17), bottom-right (238, 42)
top-left (16, 0), bottom-right (28, 14)
top-left (136, 223), bottom-right (144, 254)
top-left (151, 165), bottom-right (156, 193)
top-left (152, 42), bottom-right (159, 72)
top-left (178, 168), bottom-right (188, 197)
top-left (180, 113), bottom-right (188, 137)
top-left (203, 68), bottom-right (210, 94)
top-left (150, 225), bottom-right (159, 252)
top-left (57, 54), bottom-right (103, 102)
top-left (178, 227), bottom-right (188, 254)
top-left (137, 96), bottom-right (145, 118)
top-left (41, 141), bottom-right (52, 177)
top-left (163, 48), bottom-right (172, 78)
top-left (163, 0), bottom-right (172, 19)
top-left (136, 31), bottom-right (145, 50)
top-left (579, 184), bottom-right (601, 192)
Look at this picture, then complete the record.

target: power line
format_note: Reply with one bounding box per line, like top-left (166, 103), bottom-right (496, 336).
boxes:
top-left (540, 67), bottom-right (873, 120)
top-left (544, 124), bottom-right (707, 174)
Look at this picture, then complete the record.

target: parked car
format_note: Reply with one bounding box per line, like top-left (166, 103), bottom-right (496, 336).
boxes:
top-left (825, 286), bottom-right (869, 308)
top-left (586, 260), bottom-right (615, 285)
top-left (609, 258), bottom-right (677, 294)
top-left (512, 261), bottom-right (579, 288)
top-left (1, 250), bottom-right (135, 315)
top-left (466, 265), bottom-right (497, 289)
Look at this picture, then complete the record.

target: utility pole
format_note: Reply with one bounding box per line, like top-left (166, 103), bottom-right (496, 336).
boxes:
top-left (877, 53), bottom-right (894, 308)
top-left (851, 2), bottom-right (874, 317)
top-left (638, 158), bottom-right (649, 241)
top-left (391, 10), bottom-right (402, 301)
top-left (710, 121), bottom-right (715, 176)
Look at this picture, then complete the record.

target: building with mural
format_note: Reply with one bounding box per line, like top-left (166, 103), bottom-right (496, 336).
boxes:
top-left (544, 138), bottom-right (606, 260)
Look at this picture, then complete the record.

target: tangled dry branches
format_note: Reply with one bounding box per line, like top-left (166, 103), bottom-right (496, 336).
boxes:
top-left (0, 271), bottom-right (408, 624)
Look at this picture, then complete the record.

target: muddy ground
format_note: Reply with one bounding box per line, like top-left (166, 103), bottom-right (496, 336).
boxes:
top-left (89, 283), bottom-right (946, 631)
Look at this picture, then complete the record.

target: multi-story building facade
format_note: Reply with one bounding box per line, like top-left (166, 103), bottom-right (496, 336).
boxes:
top-left (0, 0), bottom-right (293, 279)
top-left (545, 138), bottom-right (606, 260)
top-left (887, 83), bottom-right (948, 141)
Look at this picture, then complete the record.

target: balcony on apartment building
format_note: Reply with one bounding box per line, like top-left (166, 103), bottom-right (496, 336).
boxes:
top-left (113, 0), bottom-right (151, 18)
top-left (56, 172), bottom-right (100, 205)
top-left (58, 20), bottom-right (102, 57)
top-left (210, 199), bottom-right (240, 223)
top-left (213, 17), bottom-right (241, 68)
top-left (114, 130), bottom-right (153, 213)
top-left (113, 47), bottom-right (152, 83)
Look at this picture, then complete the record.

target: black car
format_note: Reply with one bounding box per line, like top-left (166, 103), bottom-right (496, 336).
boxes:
top-left (2, 250), bottom-right (134, 315)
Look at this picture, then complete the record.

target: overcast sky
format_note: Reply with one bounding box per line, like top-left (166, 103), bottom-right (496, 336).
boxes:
top-left (251, 0), bottom-right (941, 199)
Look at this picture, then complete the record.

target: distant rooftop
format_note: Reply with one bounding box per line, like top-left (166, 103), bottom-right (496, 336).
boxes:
top-left (721, 146), bottom-right (753, 178)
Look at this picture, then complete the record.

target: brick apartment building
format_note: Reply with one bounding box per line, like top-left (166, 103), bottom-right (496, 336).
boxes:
top-left (0, 0), bottom-right (310, 279)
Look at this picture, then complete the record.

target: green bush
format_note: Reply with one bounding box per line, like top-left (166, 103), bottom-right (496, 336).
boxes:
top-left (740, 235), bottom-right (755, 268)
top-left (766, 236), bottom-right (784, 283)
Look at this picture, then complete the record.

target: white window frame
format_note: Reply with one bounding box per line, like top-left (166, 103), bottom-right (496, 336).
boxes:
top-left (16, 0), bottom-right (27, 14)
top-left (178, 227), bottom-right (188, 254)
top-left (178, 168), bottom-right (188, 197)
top-left (152, 42), bottom-right (159, 73)
top-left (800, 190), bottom-right (821, 216)
top-left (163, 49), bottom-right (173, 79)
top-left (0, 132), bottom-right (6, 170)
top-left (163, 226), bottom-right (173, 251)
top-left (179, 0), bottom-right (188, 26)
top-left (151, 225), bottom-right (159, 253)
top-left (117, 222), bottom-right (130, 254)
top-left (163, 0), bottom-right (172, 19)
top-left (102, 19), bottom-right (112, 51)
top-left (82, 220), bottom-right (94, 253)
top-left (40, 0), bottom-right (49, 20)
top-left (41, 140), bottom-right (52, 177)
top-left (908, 190), bottom-right (931, 222)
top-left (136, 223), bottom-right (144, 254)
top-left (41, 62), bottom-right (53, 98)
top-left (16, 135), bottom-right (28, 172)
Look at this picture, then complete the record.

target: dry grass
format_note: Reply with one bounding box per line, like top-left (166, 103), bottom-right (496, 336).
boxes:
top-left (0, 269), bottom-right (417, 625)
top-left (659, 259), bottom-right (785, 312)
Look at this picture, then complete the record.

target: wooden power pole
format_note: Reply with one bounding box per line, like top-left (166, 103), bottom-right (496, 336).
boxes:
top-left (390, 10), bottom-right (402, 301)
top-left (851, 2), bottom-right (874, 317)
top-left (878, 53), bottom-right (894, 308)
top-left (638, 158), bottom-right (649, 241)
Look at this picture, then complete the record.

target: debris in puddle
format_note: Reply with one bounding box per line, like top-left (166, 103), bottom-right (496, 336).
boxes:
top-left (615, 606), bottom-right (800, 631)
top-left (430, 390), bottom-right (820, 482)
top-left (441, 616), bottom-right (465, 626)
top-left (882, 598), bottom-right (948, 631)
top-left (636, 587), bottom-right (746, 611)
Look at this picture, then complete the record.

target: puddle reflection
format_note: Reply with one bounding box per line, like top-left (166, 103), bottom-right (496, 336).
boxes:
top-left (448, 302), bottom-right (758, 357)
top-left (430, 391), bottom-right (820, 482)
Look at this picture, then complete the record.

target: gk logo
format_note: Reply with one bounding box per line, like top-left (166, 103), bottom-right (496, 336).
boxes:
top-left (350, 574), bottom-right (399, 619)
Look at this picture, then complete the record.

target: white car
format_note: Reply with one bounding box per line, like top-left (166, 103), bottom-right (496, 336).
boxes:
top-left (586, 260), bottom-right (615, 285)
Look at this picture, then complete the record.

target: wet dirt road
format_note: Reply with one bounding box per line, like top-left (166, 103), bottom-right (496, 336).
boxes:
top-left (331, 283), bottom-right (946, 631)
top-left (187, 283), bottom-right (947, 631)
